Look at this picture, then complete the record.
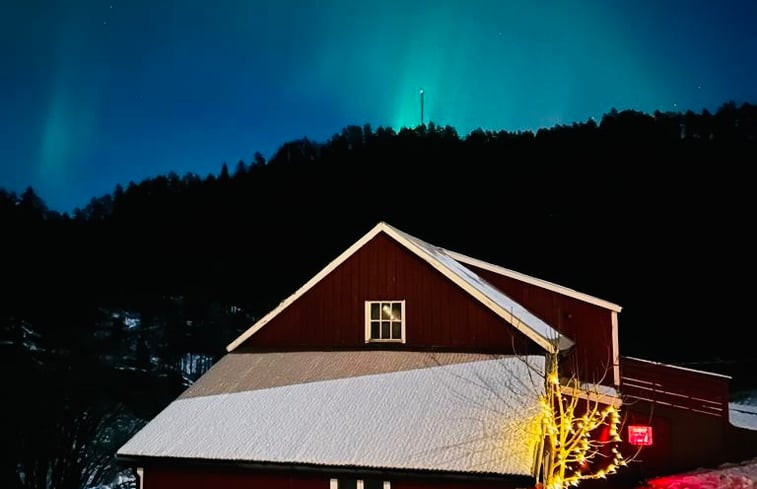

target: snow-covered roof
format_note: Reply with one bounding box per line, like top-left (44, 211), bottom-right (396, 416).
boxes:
top-left (227, 222), bottom-right (574, 353)
top-left (118, 352), bottom-right (546, 477)
top-left (179, 350), bottom-right (507, 398)
top-left (391, 225), bottom-right (573, 351)
top-left (444, 250), bottom-right (622, 312)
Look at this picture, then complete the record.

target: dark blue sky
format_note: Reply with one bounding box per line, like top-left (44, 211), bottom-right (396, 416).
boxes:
top-left (3, 1), bottom-right (757, 212)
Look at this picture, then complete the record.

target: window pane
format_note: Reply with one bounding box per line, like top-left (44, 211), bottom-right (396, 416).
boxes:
top-left (371, 321), bottom-right (380, 339)
top-left (381, 321), bottom-right (390, 339)
top-left (392, 322), bottom-right (401, 339)
top-left (392, 303), bottom-right (402, 320)
top-left (381, 303), bottom-right (391, 320)
top-left (370, 303), bottom-right (380, 320)
top-left (363, 480), bottom-right (383, 489)
top-left (339, 479), bottom-right (358, 489)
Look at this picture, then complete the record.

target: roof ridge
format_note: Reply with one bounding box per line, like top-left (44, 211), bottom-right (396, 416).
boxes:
top-left (383, 223), bottom-right (572, 352)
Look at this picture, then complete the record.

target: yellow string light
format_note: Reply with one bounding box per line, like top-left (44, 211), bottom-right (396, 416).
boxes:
top-left (537, 350), bottom-right (628, 489)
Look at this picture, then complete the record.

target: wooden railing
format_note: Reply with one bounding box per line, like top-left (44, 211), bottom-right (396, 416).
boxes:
top-left (620, 356), bottom-right (730, 418)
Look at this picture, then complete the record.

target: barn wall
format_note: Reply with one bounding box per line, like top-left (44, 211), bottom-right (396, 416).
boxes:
top-left (141, 466), bottom-right (531, 489)
top-left (613, 357), bottom-right (735, 480)
top-left (392, 477), bottom-right (527, 489)
top-left (621, 356), bottom-right (730, 417)
top-left (621, 401), bottom-right (727, 480)
top-left (465, 265), bottom-right (616, 384)
top-left (245, 232), bottom-right (536, 353)
top-left (143, 466), bottom-right (322, 489)
top-left (726, 424), bottom-right (757, 463)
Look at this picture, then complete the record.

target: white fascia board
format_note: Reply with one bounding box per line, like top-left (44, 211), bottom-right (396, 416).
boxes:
top-left (623, 356), bottom-right (732, 379)
top-left (612, 311), bottom-right (620, 388)
top-left (445, 250), bottom-right (623, 313)
top-left (226, 222), bottom-right (390, 351)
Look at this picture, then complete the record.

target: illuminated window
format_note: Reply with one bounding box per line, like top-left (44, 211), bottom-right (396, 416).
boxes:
top-left (330, 479), bottom-right (390, 489)
top-left (365, 301), bottom-right (405, 343)
top-left (628, 425), bottom-right (653, 446)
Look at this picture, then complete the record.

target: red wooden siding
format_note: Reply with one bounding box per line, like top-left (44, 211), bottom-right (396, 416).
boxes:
top-left (621, 409), bottom-right (673, 479)
top-left (616, 357), bottom-right (732, 478)
top-left (391, 478), bottom-right (526, 489)
top-left (622, 401), bottom-right (727, 478)
top-left (463, 264), bottom-right (616, 384)
top-left (142, 466), bottom-right (528, 489)
top-left (244, 232), bottom-right (536, 353)
top-left (143, 466), bottom-right (323, 489)
top-left (620, 357), bottom-right (730, 418)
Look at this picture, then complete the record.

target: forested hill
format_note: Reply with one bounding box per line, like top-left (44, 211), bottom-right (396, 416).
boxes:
top-left (2, 102), bottom-right (756, 368)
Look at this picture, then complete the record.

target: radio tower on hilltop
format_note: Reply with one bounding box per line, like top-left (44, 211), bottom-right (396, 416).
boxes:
top-left (420, 89), bottom-right (424, 127)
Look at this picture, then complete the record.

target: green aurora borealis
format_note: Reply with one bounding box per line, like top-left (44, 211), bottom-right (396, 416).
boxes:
top-left (2, 1), bottom-right (756, 211)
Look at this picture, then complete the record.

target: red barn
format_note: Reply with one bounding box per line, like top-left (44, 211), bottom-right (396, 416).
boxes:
top-left (117, 222), bottom-right (739, 488)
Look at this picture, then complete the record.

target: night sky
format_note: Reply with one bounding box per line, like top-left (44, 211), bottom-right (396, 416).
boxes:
top-left (3, 1), bottom-right (757, 212)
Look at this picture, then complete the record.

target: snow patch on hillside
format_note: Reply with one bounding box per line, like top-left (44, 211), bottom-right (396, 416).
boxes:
top-left (730, 390), bottom-right (757, 430)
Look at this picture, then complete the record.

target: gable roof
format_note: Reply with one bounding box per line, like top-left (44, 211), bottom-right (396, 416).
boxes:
top-left (118, 351), bottom-right (546, 477)
top-left (226, 222), bottom-right (574, 353)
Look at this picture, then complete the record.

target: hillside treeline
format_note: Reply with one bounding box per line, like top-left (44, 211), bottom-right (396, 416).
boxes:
top-left (2, 101), bottom-right (756, 488)
top-left (2, 102), bottom-right (755, 364)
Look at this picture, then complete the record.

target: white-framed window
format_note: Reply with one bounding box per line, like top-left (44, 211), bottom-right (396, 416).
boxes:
top-left (364, 300), bottom-right (405, 343)
top-left (330, 478), bottom-right (391, 489)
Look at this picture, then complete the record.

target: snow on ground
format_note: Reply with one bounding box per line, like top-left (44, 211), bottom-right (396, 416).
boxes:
top-left (643, 457), bottom-right (757, 489)
top-left (643, 390), bottom-right (757, 489)
top-left (731, 403), bottom-right (757, 430)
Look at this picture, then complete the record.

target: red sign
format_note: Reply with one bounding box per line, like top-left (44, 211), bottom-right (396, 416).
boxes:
top-left (628, 425), bottom-right (653, 446)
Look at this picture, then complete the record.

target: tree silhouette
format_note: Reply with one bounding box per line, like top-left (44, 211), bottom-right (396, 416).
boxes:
top-left (234, 159), bottom-right (247, 177)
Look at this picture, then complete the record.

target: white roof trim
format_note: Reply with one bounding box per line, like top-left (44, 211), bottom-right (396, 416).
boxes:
top-left (611, 311), bottom-right (620, 388)
top-left (226, 223), bottom-right (387, 351)
top-left (227, 222), bottom-right (572, 353)
top-left (445, 250), bottom-right (622, 312)
top-left (386, 224), bottom-right (570, 352)
top-left (624, 356), bottom-right (732, 379)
